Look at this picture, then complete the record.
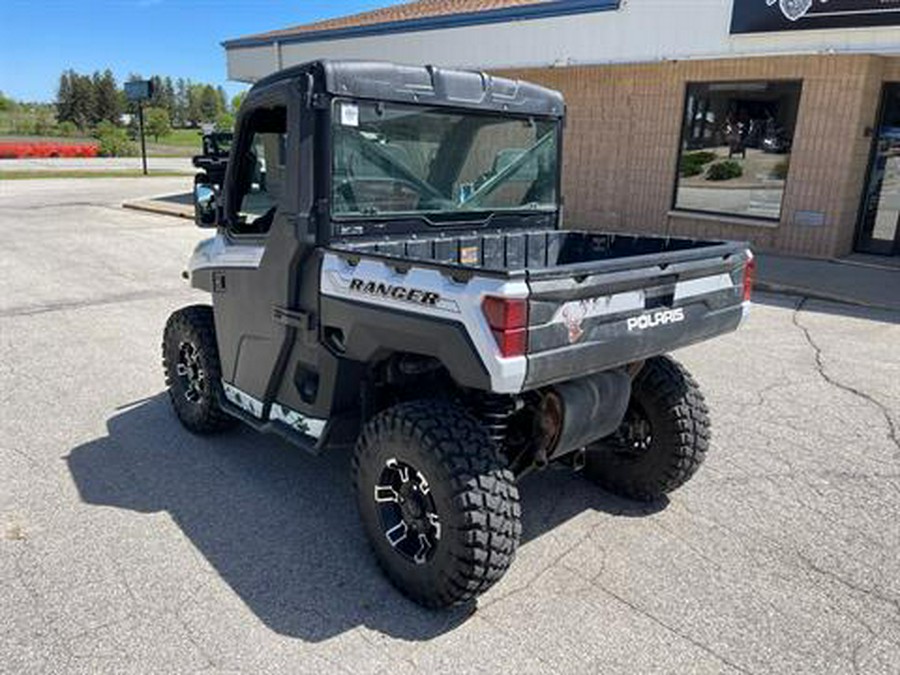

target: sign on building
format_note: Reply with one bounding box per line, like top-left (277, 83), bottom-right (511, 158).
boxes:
top-left (731, 0), bottom-right (900, 34)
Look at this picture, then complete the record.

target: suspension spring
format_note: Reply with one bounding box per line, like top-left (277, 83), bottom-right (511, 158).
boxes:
top-left (478, 394), bottom-right (521, 448)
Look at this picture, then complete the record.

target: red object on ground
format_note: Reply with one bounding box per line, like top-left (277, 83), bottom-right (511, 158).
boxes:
top-left (0, 141), bottom-right (99, 159)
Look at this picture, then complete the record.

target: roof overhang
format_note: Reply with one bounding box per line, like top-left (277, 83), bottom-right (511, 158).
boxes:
top-left (223, 0), bottom-right (620, 50)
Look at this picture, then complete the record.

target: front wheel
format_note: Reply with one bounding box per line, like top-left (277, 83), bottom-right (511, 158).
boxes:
top-left (162, 305), bottom-right (237, 434)
top-left (352, 400), bottom-right (521, 608)
top-left (584, 356), bottom-right (710, 502)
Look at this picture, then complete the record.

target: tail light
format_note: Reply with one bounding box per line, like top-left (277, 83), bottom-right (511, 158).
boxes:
top-left (482, 296), bottom-right (528, 358)
top-left (743, 253), bottom-right (756, 302)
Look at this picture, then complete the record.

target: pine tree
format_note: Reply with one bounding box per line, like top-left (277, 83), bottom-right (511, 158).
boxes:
top-left (161, 76), bottom-right (176, 122)
top-left (216, 86), bottom-right (227, 116)
top-left (187, 83), bottom-right (204, 126)
top-left (175, 78), bottom-right (187, 127)
top-left (69, 73), bottom-right (96, 130)
top-left (56, 71), bottom-right (73, 124)
top-left (199, 85), bottom-right (219, 123)
top-left (93, 69), bottom-right (120, 125)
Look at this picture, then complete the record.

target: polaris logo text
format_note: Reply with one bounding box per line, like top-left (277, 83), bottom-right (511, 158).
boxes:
top-left (349, 278), bottom-right (440, 306)
top-left (627, 308), bottom-right (685, 332)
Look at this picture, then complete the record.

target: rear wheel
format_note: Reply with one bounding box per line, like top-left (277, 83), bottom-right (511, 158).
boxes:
top-left (352, 400), bottom-right (521, 608)
top-left (162, 305), bottom-right (237, 434)
top-left (584, 356), bottom-right (710, 501)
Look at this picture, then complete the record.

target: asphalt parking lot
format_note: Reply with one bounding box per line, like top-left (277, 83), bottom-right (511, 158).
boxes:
top-left (1, 177), bottom-right (899, 674)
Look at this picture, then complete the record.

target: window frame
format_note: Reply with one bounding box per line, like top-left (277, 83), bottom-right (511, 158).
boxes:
top-left (326, 97), bottom-right (564, 222)
top-left (670, 79), bottom-right (804, 223)
top-left (225, 100), bottom-right (290, 240)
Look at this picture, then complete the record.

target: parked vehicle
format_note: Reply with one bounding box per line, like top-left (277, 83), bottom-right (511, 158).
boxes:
top-left (166, 60), bottom-right (754, 608)
top-left (761, 125), bottom-right (792, 154)
top-left (191, 130), bottom-right (233, 185)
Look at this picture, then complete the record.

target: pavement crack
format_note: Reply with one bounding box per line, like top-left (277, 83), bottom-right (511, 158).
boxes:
top-left (792, 297), bottom-right (900, 457)
top-left (795, 551), bottom-right (900, 618)
top-left (591, 582), bottom-right (756, 675)
top-left (480, 525), bottom-right (597, 609)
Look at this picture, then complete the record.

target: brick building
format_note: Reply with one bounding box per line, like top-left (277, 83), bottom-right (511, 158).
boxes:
top-left (223, 1), bottom-right (900, 259)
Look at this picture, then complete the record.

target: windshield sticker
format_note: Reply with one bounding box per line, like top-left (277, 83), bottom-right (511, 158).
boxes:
top-left (340, 103), bottom-right (359, 127)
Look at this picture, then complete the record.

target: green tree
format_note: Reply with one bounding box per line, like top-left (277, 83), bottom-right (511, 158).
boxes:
top-left (93, 69), bottom-right (120, 125)
top-left (0, 91), bottom-right (15, 112)
top-left (144, 106), bottom-right (171, 141)
top-left (187, 83), bottom-right (204, 126)
top-left (231, 91), bottom-right (246, 114)
top-left (215, 112), bottom-right (235, 131)
top-left (199, 84), bottom-right (220, 123)
top-left (160, 76), bottom-right (176, 121)
top-left (174, 78), bottom-right (188, 126)
top-left (216, 86), bottom-right (228, 114)
top-left (68, 72), bottom-right (96, 130)
top-left (56, 71), bottom-right (73, 124)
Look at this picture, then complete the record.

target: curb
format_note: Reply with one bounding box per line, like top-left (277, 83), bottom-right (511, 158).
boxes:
top-left (754, 280), bottom-right (899, 313)
top-left (122, 200), bottom-right (193, 220)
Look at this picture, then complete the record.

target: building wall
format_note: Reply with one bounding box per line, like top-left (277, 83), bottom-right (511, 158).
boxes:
top-left (502, 54), bottom-right (900, 258)
top-left (226, 0), bottom-right (900, 83)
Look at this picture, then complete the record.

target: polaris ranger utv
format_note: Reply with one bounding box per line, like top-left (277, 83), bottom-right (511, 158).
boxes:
top-left (168, 60), bottom-right (753, 608)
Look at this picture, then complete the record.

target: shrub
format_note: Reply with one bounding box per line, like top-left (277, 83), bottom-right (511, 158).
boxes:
top-left (771, 158), bottom-right (790, 180)
top-left (144, 106), bottom-right (171, 142)
top-left (58, 121), bottom-right (78, 137)
top-left (706, 160), bottom-right (743, 181)
top-left (688, 150), bottom-right (717, 164)
top-left (215, 112), bottom-right (235, 132)
top-left (679, 150), bottom-right (717, 177)
top-left (93, 122), bottom-right (137, 157)
top-left (0, 141), bottom-right (98, 159)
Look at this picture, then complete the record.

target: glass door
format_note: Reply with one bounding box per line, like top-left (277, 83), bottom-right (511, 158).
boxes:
top-left (856, 84), bottom-right (900, 256)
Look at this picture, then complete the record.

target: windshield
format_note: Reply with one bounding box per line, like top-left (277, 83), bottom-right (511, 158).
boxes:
top-left (331, 100), bottom-right (559, 218)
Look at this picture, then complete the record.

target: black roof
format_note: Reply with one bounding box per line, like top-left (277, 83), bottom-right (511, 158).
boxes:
top-left (251, 60), bottom-right (564, 117)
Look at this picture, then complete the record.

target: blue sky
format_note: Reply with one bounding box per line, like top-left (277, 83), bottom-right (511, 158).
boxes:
top-left (0, 1), bottom-right (399, 102)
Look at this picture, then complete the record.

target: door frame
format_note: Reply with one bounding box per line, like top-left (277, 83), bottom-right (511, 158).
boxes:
top-left (854, 82), bottom-right (900, 256)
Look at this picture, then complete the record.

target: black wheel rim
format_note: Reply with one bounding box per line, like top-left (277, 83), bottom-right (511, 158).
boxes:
top-left (373, 458), bottom-right (441, 565)
top-left (175, 341), bottom-right (207, 404)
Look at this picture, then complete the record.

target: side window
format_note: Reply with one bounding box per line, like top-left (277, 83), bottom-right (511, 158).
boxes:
top-left (232, 106), bottom-right (287, 235)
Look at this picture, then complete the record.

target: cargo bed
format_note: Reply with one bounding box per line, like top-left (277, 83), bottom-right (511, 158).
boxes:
top-left (331, 229), bottom-right (752, 389)
top-left (333, 229), bottom-right (744, 278)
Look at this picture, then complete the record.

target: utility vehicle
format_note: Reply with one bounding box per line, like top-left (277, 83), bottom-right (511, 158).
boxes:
top-left (167, 60), bottom-right (753, 608)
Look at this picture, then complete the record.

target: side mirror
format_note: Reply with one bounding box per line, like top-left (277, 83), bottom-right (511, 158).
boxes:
top-left (194, 181), bottom-right (219, 227)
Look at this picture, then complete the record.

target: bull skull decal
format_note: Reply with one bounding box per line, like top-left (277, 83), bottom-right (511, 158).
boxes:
top-left (766, 0), bottom-right (814, 22)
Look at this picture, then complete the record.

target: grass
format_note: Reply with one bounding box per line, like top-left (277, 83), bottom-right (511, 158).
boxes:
top-left (0, 169), bottom-right (190, 180)
top-left (154, 128), bottom-right (204, 147)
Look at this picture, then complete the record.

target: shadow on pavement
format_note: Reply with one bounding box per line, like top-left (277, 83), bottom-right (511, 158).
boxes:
top-left (153, 192), bottom-right (192, 206)
top-left (67, 393), bottom-right (663, 643)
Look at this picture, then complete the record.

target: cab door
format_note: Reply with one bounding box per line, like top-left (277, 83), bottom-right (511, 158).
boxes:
top-left (212, 87), bottom-right (304, 413)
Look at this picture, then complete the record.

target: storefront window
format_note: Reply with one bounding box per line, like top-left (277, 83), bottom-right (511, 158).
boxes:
top-left (674, 81), bottom-right (802, 220)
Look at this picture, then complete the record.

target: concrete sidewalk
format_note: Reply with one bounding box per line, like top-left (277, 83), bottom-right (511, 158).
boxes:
top-left (123, 191), bottom-right (193, 219)
top-left (1, 157), bottom-right (194, 173)
top-left (756, 253), bottom-right (900, 312)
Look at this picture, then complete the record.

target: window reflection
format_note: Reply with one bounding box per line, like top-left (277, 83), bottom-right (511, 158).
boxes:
top-left (675, 81), bottom-right (802, 220)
